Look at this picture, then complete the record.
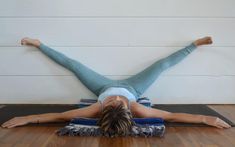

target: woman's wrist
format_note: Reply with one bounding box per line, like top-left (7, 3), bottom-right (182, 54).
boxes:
top-left (27, 115), bottom-right (41, 124)
top-left (201, 115), bottom-right (207, 124)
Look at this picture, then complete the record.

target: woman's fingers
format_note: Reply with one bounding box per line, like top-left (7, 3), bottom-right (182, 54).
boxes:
top-left (2, 120), bottom-right (14, 127)
top-left (2, 117), bottom-right (18, 127)
top-left (217, 119), bottom-right (231, 128)
top-left (3, 121), bottom-right (24, 128)
top-left (223, 120), bottom-right (231, 128)
top-left (2, 121), bottom-right (16, 128)
top-left (218, 124), bottom-right (229, 129)
top-left (2, 123), bottom-right (14, 128)
top-left (6, 123), bottom-right (20, 128)
top-left (205, 116), bottom-right (231, 129)
top-left (3, 118), bottom-right (15, 124)
top-left (215, 119), bottom-right (231, 129)
top-left (220, 122), bottom-right (230, 129)
top-left (215, 125), bottom-right (223, 129)
top-left (4, 123), bottom-right (16, 128)
top-left (1, 117), bottom-right (28, 128)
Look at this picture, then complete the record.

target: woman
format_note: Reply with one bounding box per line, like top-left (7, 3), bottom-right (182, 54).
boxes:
top-left (1, 37), bottom-right (231, 135)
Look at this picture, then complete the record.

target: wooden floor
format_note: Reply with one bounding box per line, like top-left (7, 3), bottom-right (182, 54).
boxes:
top-left (0, 105), bottom-right (235, 147)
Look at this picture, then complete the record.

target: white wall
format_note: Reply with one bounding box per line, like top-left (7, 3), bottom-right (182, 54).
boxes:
top-left (0, 0), bottom-right (234, 104)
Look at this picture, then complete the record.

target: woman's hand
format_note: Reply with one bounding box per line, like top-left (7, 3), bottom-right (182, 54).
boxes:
top-left (1, 116), bottom-right (34, 129)
top-left (203, 116), bottom-right (231, 129)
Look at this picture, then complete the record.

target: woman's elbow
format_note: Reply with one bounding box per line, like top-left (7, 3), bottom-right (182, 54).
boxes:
top-left (162, 112), bottom-right (175, 122)
top-left (60, 112), bottom-right (73, 121)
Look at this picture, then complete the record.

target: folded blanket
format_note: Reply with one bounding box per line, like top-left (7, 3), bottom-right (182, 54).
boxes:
top-left (77, 97), bottom-right (152, 108)
top-left (56, 117), bottom-right (165, 137)
top-left (70, 117), bottom-right (164, 125)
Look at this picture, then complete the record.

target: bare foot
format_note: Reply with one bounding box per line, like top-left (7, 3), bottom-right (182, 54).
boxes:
top-left (21, 37), bottom-right (41, 48)
top-left (193, 36), bottom-right (213, 46)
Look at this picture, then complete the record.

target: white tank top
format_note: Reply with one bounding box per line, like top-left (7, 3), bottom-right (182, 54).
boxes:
top-left (98, 87), bottom-right (136, 102)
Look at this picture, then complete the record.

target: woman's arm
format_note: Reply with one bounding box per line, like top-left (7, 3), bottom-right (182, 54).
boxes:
top-left (132, 102), bottom-right (231, 129)
top-left (1, 102), bottom-right (101, 129)
top-left (162, 112), bottom-right (231, 129)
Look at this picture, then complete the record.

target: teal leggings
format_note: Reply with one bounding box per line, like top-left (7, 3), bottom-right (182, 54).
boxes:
top-left (39, 43), bottom-right (196, 98)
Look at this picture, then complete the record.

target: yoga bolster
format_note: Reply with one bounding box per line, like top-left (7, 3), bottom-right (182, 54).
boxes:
top-left (56, 117), bottom-right (165, 137)
top-left (70, 117), bottom-right (164, 126)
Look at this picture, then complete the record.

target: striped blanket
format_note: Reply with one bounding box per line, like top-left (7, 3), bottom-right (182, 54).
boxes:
top-left (55, 97), bottom-right (165, 137)
top-left (56, 117), bottom-right (165, 137)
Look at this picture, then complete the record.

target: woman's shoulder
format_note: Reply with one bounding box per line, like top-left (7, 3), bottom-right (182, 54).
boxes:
top-left (129, 101), bottom-right (144, 117)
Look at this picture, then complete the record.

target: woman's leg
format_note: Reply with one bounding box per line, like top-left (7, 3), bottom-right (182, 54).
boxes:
top-left (123, 37), bottom-right (212, 97)
top-left (21, 38), bottom-right (113, 96)
top-left (123, 43), bottom-right (197, 96)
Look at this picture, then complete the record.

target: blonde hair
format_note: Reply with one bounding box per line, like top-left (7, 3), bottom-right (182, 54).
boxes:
top-left (97, 103), bottom-right (135, 137)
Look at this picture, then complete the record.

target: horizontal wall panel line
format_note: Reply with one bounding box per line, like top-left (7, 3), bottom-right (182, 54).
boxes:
top-left (1, 16), bottom-right (235, 18)
top-left (1, 17), bottom-right (235, 20)
top-left (0, 75), bottom-right (234, 77)
top-left (1, 45), bottom-right (235, 48)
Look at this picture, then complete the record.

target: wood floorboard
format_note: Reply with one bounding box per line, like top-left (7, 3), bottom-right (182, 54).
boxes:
top-left (0, 104), bottom-right (234, 147)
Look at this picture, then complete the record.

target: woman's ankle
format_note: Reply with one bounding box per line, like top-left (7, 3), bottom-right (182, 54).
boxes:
top-left (34, 40), bottom-right (41, 48)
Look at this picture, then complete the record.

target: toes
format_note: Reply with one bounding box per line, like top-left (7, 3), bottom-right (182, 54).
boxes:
top-left (207, 38), bottom-right (213, 44)
top-left (201, 36), bottom-right (213, 45)
top-left (21, 37), bottom-right (32, 45)
top-left (21, 40), bottom-right (26, 45)
top-left (21, 38), bottom-right (28, 45)
top-left (21, 40), bottom-right (25, 45)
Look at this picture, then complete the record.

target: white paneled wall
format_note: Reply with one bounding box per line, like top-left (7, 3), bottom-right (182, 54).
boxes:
top-left (0, 0), bottom-right (234, 104)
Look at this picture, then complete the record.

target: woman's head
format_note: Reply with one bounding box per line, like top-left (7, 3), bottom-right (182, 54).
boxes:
top-left (102, 95), bottom-right (128, 109)
top-left (97, 96), bottom-right (135, 136)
